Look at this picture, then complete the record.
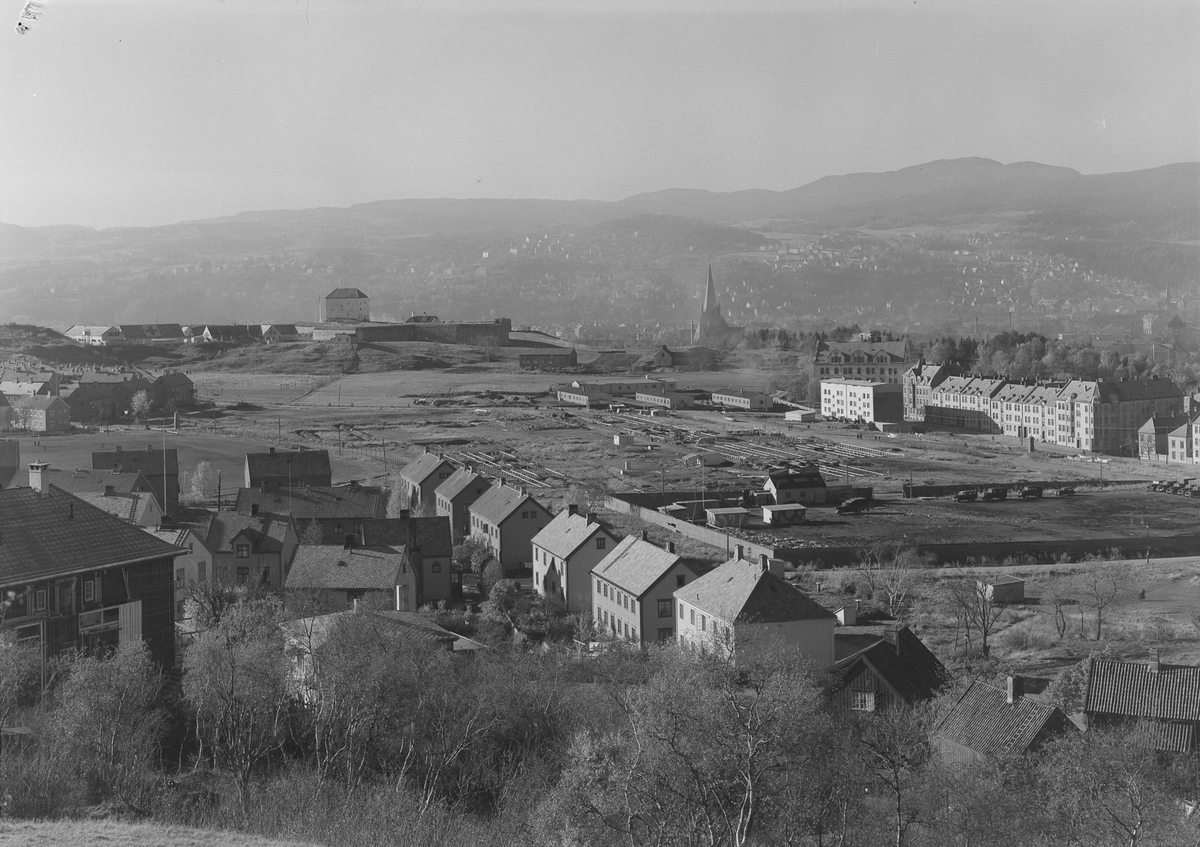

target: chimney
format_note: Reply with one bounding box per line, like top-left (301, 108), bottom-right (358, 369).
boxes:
top-left (667, 541), bottom-right (676, 554)
top-left (1149, 647), bottom-right (1161, 673)
top-left (735, 544), bottom-right (744, 561)
top-left (500, 476), bottom-right (507, 488)
top-left (641, 530), bottom-right (649, 542)
top-left (251, 504), bottom-right (259, 517)
top-left (840, 602), bottom-right (857, 626)
top-left (1007, 676), bottom-right (1024, 704)
top-left (759, 553), bottom-right (770, 572)
top-left (29, 461), bottom-right (49, 494)
top-left (586, 512), bottom-right (597, 524)
top-left (103, 484), bottom-right (115, 496)
top-left (882, 622), bottom-right (900, 647)
top-left (568, 504), bottom-right (578, 517)
top-left (269, 446), bottom-right (276, 455)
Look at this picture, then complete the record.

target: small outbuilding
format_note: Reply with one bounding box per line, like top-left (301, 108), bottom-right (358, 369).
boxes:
top-left (978, 575), bottom-right (1025, 604)
top-left (762, 503), bottom-right (806, 526)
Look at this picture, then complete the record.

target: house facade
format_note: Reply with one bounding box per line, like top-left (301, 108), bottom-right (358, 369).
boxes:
top-left (284, 544), bottom-right (417, 615)
top-left (902, 361), bottom-right (959, 421)
top-left (591, 535), bottom-right (699, 645)
top-left (204, 512), bottom-right (298, 591)
top-left (324, 287), bottom-right (371, 322)
top-left (15, 395), bottom-right (71, 434)
top-left (830, 624), bottom-right (947, 712)
top-left (0, 485), bottom-right (185, 670)
top-left (531, 506), bottom-right (618, 612)
top-left (435, 468), bottom-right (492, 540)
top-left (814, 339), bottom-right (911, 385)
top-left (674, 554), bottom-right (836, 668)
top-left (711, 389), bottom-right (771, 411)
top-left (398, 449), bottom-right (457, 514)
top-left (820, 378), bottom-right (903, 423)
top-left (763, 465), bottom-right (827, 506)
top-left (469, 484), bottom-right (552, 573)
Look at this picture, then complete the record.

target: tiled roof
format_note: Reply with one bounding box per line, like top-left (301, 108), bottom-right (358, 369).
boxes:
top-left (139, 526), bottom-right (199, 550)
top-left (244, 449), bottom-right (332, 483)
top-left (285, 544), bottom-right (408, 592)
top-left (677, 557), bottom-right (836, 624)
top-left (1083, 657), bottom-right (1200, 723)
top-left (281, 609), bottom-right (484, 653)
top-left (326, 287), bottom-right (368, 299)
top-left (205, 512), bottom-right (292, 554)
top-left (297, 516), bottom-right (453, 559)
top-left (532, 510), bottom-right (608, 559)
top-left (399, 452), bottom-right (455, 486)
top-left (435, 468), bottom-right (491, 502)
top-left (1105, 378), bottom-right (1184, 403)
top-left (470, 485), bottom-right (541, 526)
top-left (28, 468), bottom-right (151, 498)
top-left (935, 680), bottom-right (1070, 757)
top-left (22, 395), bottom-right (67, 411)
top-left (594, 536), bottom-right (687, 597)
top-left (0, 487), bottom-right (184, 584)
top-left (93, 447), bottom-right (179, 476)
top-left (832, 626), bottom-right (947, 703)
top-left (235, 485), bottom-right (383, 520)
top-left (816, 341), bottom-right (909, 362)
top-left (71, 491), bottom-right (157, 525)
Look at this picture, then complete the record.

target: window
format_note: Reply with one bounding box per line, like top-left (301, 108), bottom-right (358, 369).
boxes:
top-left (624, 622), bottom-right (630, 639)
top-left (521, 511), bottom-right (529, 519)
top-left (851, 690), bottom-right (876, 712)
top-left (334, 523), bottom-right (343, 534)
top-left (197, 562), bottom-right (207, 582)
top-left (657, 628), bottom-right (674, 642)
top-left (34, 589), bottom-right (47, 612)
top-left (689, 609), bottom-right (695, 625)
top-left (176, 569), bottom-right (185, 586)
top-left (603, 583), bottom-right (609, 598)
top-left (679, 604), bottom-right (684, 620)
top-left (623, 595), bottom-right (629, 610)
top-left (236, 544), bottom-right (250, 558)
top-left (700, 615), bottom-right (707, 632)
top-left (83, 580), bottom-right (95, 602)
top-left (657, 599), bottom-right (672, 618)
top-left (596, 537), bottom-right (606, 550)
top-left (431, 561), bottom-right (441, 573)
top-left (236, 567), bottom-right (250, 585)
top-left (676, 575), bottom-right (686, 587)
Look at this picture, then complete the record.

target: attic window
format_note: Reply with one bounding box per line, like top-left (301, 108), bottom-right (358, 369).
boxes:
top-left (851, 691), bottom-right (876, 712)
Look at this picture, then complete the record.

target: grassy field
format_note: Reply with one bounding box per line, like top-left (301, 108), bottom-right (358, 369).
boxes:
top-left (0, 820), bottom-right (320, 847)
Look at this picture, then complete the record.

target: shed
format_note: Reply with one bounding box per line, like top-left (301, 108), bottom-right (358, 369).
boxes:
top-left (613, 432), bottom-right (636, 447)
top-left (979, 575), bottom-right (1025, 604)
top-left (784, 407), bottom-right (819, 423)
top-left (683, 451), bottom-right (725, 467)
top-left (762, 503), bottom-right (806, 526)
top-left (705, 506), bottom-right (750, 528)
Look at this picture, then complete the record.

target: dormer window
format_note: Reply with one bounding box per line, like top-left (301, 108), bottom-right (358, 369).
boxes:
top-left (236, 544), bottom-right (250, 558)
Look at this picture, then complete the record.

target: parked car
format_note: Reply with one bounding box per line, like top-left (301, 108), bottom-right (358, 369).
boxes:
top-left (836, 497), bottom-right (871, 515)
top-left (981, 487), bottom-right (1008, 502)
top-left (1019, 486), bottom-right (1043, 499)
top-left (953, 489), bottom-right (978, 502)
top-left (1056, 487), bottom-right (1076, 497)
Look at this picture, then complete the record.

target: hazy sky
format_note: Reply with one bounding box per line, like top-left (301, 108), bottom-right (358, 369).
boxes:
top-left (2, 0), bottom-right (1198, 228)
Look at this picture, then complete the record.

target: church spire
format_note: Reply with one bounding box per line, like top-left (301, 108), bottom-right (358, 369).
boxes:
top-left (702, 265), bottom-right (720, 316)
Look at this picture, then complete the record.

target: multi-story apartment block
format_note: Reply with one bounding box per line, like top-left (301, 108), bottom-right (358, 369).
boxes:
top-left (813, 340), bottom-right (912, 385)
top-left (926, 376), bottom-right (1005, 432)
top-left (820, 378), bottom-right (903, 424)
top-left (903, 361), bottom-right (959, 421)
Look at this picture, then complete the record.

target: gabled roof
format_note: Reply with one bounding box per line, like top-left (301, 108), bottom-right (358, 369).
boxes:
top-left (532, 510), bottom-right (609, 559)
top-left (153, 371), bottom-right (193, 387)
top-left (435, 467), bottom-right (491, 502)
top-left (1083, 657), bottom-right (1200, 723)
top-left (139, 525), bottom-right (206, 553)
top-left (281, 609), bottom-right (484, 654)
top-left (765, 466), bottom-right (825, 488)
top-left (470, 485), bottom-right (543, 526)
top-left (326, 287), bottom-right (369, 300)
top-left (285, 545), bottom-right (408, 592)
top-left (93, 447), bottom-right (179, 476)
top-left (676, 557), bottom-right (836, 625)
top-left (832, 626), bottom-right (947, 703)
top-left (594, 535), bottom-right (689, 598)
top-left (398, 452), bottom-right (455, 486)
top-left (71, 490), bottom-right (157, 525)
top-left (28, 468), bottom-right (153, 499)
top-left (245, 449), bottom-right (332, 482)
top-left (0, 487), bottom-right (185, 584)
top-left (20, 395), bottom-right (68, 411)
top-left (205, 512), bottom-right (292, 554)
top-left (235, 485), bottom-right (382, 520)
top-left (935, 680), bottom-right (1070, 757)
top-left (1102, 378), bottom-right (1184, 403)
top-left (296, 516), bottom-right (453, 559)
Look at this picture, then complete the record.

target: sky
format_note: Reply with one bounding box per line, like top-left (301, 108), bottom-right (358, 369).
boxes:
top-left (1, 0), bottom-right (1198, 228)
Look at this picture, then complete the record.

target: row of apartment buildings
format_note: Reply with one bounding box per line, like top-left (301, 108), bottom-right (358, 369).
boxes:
top-left (902, 362), bottom-right (1186, 454)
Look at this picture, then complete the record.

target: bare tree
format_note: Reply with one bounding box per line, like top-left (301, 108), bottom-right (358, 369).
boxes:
top-left (1042, 577), bottom-right (1075, 640)
top-left (857, 541), bottom-right (927, 618)
top-left (945, 573), bottom-right (1008, 656)
top-left (1074, 565), bottom-right (1131, 641)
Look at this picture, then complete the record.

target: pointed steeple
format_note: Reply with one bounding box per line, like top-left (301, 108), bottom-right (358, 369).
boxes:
top-left (702, 265), bottom-right (720, 316)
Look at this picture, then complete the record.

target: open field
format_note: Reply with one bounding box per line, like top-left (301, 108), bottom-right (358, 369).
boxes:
top-left (0, 820), bottom-right (320, 847)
